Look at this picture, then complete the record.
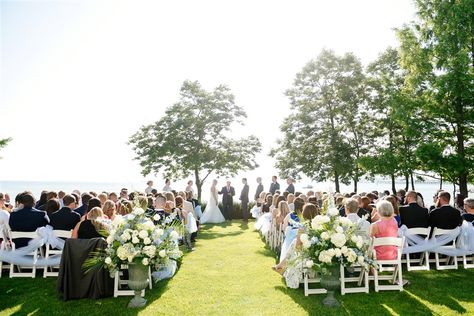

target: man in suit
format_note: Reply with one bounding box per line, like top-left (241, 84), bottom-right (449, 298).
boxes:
top-left (269, 176), bottom-right (280, 195)
top-left (9, 192), bottom-right (49, 248)
top-left (399, 190), bottom-right (429, 228)
top-left (49, 194), bottom-right (81, 231)
top-left (219, 181), bottom-right (235, 221)
top-left (240, 178), bottom-right (250, 222)
top-left (254, 177), bottom-right (264, 201)
top-left (429, 191), bottom-right (463, 230)
top-left (74, 193), bottom-right (92, 217)
top-left (285, 178), bottom-right (295, 194)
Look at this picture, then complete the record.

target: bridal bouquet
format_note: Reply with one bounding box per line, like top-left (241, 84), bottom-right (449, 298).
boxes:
top-left (299, 204), bottom-right (376, 274)
top-left (86, 207), bottom-right (183, 276)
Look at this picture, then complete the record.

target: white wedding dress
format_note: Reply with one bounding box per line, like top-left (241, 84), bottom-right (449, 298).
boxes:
top-left (200, 186), bottom-right (225, 224)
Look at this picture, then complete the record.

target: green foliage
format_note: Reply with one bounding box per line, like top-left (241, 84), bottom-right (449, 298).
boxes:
top-left (129, 80), bottom-right (261, 199)
top-left (0, 138), bottom-right (11, 151)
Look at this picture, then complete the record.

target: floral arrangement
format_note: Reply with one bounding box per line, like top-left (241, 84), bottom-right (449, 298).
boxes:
top-left (86, 207), bottom-right (183, 276)
top-left (298, 200), bottom-right (376, 275)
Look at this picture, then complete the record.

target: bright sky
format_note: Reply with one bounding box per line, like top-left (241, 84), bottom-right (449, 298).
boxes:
top-left (0, 0), bottom-right (416, 184)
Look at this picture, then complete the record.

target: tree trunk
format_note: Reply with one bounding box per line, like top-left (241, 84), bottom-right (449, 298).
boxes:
top-left (353, 176), bottom-right (358, 193)
top-left (440, 174), bottom-right (443, 190)
top-left (391, 173), bottom-right (396, 195)
top-left (334, 170), bottom-right (340, 193)
top-left (404, 174), bottom-right (409, 192)
top-left (410, 172), bottom-right (415, 190)
top-left (194, 169), bottom-right (202, 201)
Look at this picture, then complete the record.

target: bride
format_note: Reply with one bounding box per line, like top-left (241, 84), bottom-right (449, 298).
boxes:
top-left (200, 179), bottom-right (225, 224)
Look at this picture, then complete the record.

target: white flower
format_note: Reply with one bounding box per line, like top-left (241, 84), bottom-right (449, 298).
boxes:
top-left (143, 237), bottom-right (151, 245)
top-left (153, 214), bottom-right (161, 221)
top-left (170, 230), bottom-right (179, 241)
top-left (340, 217), bottom-right (353, 227)
top-left (156, 228), bottom-right (164, 237)
top-left (341, 246), bottom-right (348, 255)
top-left (335, 226), bottom-right (344, 234)
top-left (120, 232), bottom-right (131, 242)
top-left (334, 248), bottom-right (342, 257)
top-left (139, 230), bottom-right (148, 239)
top-left (302, 240), bottom-right (311, 249)
top-left (321, 232), bottom-right (330, 240)
top-left (133, 207), bottom-right (145, 215)
top-left (347, 249), bottom-right (357, 263)
top-left (159, 250), bottom-right (167, 258)
top-left (105, 257), bottom-right (112, 264)
top-left (142, 258), bottom-right (149, 266)
top-left (132, 236), bottom-right (140, 244)
top-left (106, 234), bottom-right (114, 244)
top-left (318, 251), bottom-right (333, 263)
top-left (127, 214), bottom-right (136, 221)
top-left (328, 207), bottom-right (339, 217)
top-left (311, 215), bottom-right (330, 230)
top-left (117, 246), bottom-right (127, 260)
top-left (143, 245), bottom-right (156, 258)
top-left (300, 234), bottom-right (309, 243)
top-left (305, 260), bottom-right (314, 268)
top-left (351, 235), bottom-right (359, 243)
top-left (357, 255), bottom-right (365, 265)
top-left (330, 233), bottom-right (346, 248)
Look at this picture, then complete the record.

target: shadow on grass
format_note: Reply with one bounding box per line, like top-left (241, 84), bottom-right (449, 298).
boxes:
top-left (197, 230), bottom-right (244, 240)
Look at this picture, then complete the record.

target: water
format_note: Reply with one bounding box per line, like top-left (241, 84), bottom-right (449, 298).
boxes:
top-left (1, 179), bottom-right (472, 208)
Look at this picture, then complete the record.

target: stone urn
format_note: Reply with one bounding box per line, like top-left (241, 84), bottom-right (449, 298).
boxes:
top-left (319, 265), bottom-right (340, 307)
top-left (127, 262), bottom-right (149, 308)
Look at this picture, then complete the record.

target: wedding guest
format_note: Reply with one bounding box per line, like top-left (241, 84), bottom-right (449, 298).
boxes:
top-left (165, 192), bottom-right (175, 204)
top-left (44, 198), bottom-right (61, 216)
top-left (269, 176), bottom-right (280, 195)
top-left (0, 193), bottom-right (11, 241)
top-left (49, 195), bottom-right (81, 231)
top-left (285, 178), bottom-right (295, 194)
top-left (109, 192), bottom-right (118, 203)
top-left (9, 192), bottom-right (49, 248)
top-left (370, 200), bottom-right (398, 260)
top-left (163, 179), bottom-right (172, 192)
top-left (58, 191), bottom-right (66, 207)
top-left (74, 193), bottom-right (92, 217)
top-left (185, 180), bottom-right (194, 193)
top-left (429, 191), bottom-right (462, 230)
top-left (276, 201), bottom-right (290, 225)
top-left (119, 188), bottom-right (128, 200)
top-left (462, 198), bottom-right (474, 224)
top-left (72, 207), bottom-right (108, 239)
top-left (35, 191), bottom-right (48, 209)
top-left (102, 200), bottom-right (117, 221)
top-left (384, 195), bottom-right (400, 226)
top-left (179, 191), bottom-right (197, 218)
top-left (255, 177), bottom-right (264, 201)
top-left (455, 194), bottom-right (466, 213)
top-left (352, 195), bottom-right (369, 219)
top-left (397, 189), bottom-right (406, 205)
top-left (416, 192), bottom-right (425, 208)
top-left (119, 200), bottom-right (133, 216)
top-left (345, 199), bottom-right (370, 235)
top-left (270, 194), bottom-right (280, 213)
top-left (282, 191), bottom-right (289, 199)
top-left (97, 193), bottom-right (108, 207)
top-left (261, 195), bottom-right (272, 213)
top-left (145, 180), bottom-right (154, 195)
top-left (293, 197), bottom-right (305, 217)
top-left (87, 198), bottom-right (102, 214)
top-left (399, 191), bottom-right (429, 228)
top-left (287, 194), bottom-right (295, 212)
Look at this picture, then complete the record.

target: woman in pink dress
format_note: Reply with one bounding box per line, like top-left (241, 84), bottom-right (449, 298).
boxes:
top-left (370, 200), bottom-right (398, 260)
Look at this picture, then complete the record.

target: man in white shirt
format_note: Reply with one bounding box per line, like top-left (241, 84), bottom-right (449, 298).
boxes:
top-left (162, 179), bottom-right (172, 192)
top-left (345, 199), bottom-right (370, 236)
top-left (145, 181), bottom-right (154, 195)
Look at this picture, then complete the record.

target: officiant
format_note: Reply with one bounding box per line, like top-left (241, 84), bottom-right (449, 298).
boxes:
top-left (219, 181), bottom-right (235, 221)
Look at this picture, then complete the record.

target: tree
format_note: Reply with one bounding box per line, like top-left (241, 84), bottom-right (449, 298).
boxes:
top-left (271, 49), bottom-right (367, 192)
top-left (397, 0), bottom-right (474, 196)
top-left (0, 138), bottom-right (11, 151)
top-left (129, 80), bottom-right (261, 200)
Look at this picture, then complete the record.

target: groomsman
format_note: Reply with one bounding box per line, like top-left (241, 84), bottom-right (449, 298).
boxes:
top-left (285, 178), bottom-right (295, 194)
top-left (254, 177), bottom-right (264, 200)
top-left (219, 181), bottom-right (235, 220)
top-left (269, 176), bottom-right (280, 195)
top-left (240, 178), bottom-right (250, 222)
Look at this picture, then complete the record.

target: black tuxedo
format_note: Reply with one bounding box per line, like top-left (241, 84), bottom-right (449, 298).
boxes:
top-left (49, 207), bottom-right (81, 231)
top-left (429, 205), bottom-right (462, 230)
top-left (286, 183), bottom-right (295, 194)
top-left (269, 182), bottom-right (280, 195)
top-left (399, 202), bottom-right (429, 228)
top-left (240, 184), bottom-right (249, 221)
top-left (219, 186), bottom-right (235, 220)
top-left (9, 207), bottom-right (49, 248)
top-left (74, 204), bottom-right (87, 217)
top-left (254, 183), bottom-right (264, 200)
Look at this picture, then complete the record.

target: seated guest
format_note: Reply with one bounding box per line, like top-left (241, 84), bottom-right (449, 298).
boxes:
top-left (462, 198), bottom-right (474, 224)
top-left (49, 194), bottom-right (81, 231)
top-left (72, 207), bottom-right (108, 239)
top-left (45, 198), bottom-right (61, 216)
top-left (74, 193), bottom-right (92, 217)
top-left (102, 200), bottom-right (117, 221)
top-left (370, 200), bottom-right (398, 260)
top-left (360, 196), bottom-right (373, 219)
top-left (9, 192), bottom-right (49, 247)
top-left (345, 199), bottom-right (370, 235)
top-left (119, 200), bottom-right (133, 217)
top-left (287, 194), bottom-right (295, 212)
top-left (456, 194), bottom-right (466, 213)
top-left (384, 195), bottom-right (401, 226)
top-left (0, 193), bottom-right (11, 241)
top-left (429, 191), bottom-right (463, 230)
top-left (293, 197), bottom-right (305, 218)
top-left (399, 190), bottom-right (429, 228)
top-left (97, 193), bottom-right (108, 207)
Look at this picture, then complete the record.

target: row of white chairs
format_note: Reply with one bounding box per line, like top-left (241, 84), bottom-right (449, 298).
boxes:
top-left (265, 219), bottom-right (284, 251)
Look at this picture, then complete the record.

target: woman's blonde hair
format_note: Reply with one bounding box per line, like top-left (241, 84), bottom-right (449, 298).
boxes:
top-left (277, 201), bottom-right (290, 224)
top-left (87, 207), bottom-right (108, 233)
top-left (165, 192), bottom-right (175, 203)
top-left (102, 200), bottom-right (116, 219)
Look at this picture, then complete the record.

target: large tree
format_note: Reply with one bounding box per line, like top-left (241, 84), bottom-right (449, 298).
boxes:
top-left (397, 0), bottom-right (474, 196)
top-left (271, 49), bottom-right (367, 192)
top-left (0, 138), bottom-right (11, 151)
top-left (129, 80), bottom-right (261, 200)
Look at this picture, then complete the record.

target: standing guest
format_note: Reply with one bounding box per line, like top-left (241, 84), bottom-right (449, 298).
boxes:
top-left (240, 178), bottom-right (250, 222)
top-left (285, 178), bottom-right (295, 194)
top-left (269, 176), bottom-right (280, 195)
top-left (255, 177), bottom-right (264, 201)
top-left (162, 179), bottom-right (172, 192)
top-left (370, 201), bottom-right (399, 260)
top-left (429, 191), bottom-right (463, 229)
top-left (102, 200), bottom-right (117, 221)
top-left (145, 181), bottom-right (154, 195)
top-left (72, 207), bottom-right (108, 239)
top-left (462, 198), bottom-right (474, 224)
top-left (218, 181), bottom-right (235, 221)
top-left (74, 193), bottom-right (92, 217)
top-left (45, 198), bottom-right (61, 216)
top-left (399, 191), bottom-right (429, 228)
top-left (9, 192), bottom-right (49, 248)
top-left (49, 195), bottom-right (81, 231)
top-left (185, 180), bottom-right (194, 193)
top-left (397, 189), bottom-right (406, 206)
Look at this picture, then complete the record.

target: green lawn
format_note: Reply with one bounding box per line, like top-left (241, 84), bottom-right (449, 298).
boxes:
top-left (1, 221), bottom-right (474, 315)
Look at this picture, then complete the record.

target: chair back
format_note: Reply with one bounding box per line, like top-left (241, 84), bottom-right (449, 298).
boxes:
top-left (54, 230), bottom-right (72, 239)
top-left (371, 236), bottom-right (405, 260)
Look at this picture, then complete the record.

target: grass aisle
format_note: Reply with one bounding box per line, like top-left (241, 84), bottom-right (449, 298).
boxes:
top-left (2, 221), bottom-right (474, 315)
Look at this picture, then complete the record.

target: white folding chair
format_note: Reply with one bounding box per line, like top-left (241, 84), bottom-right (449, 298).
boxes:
top-left (303, 268), bottom-right (327, 296)
top-left (113, 264), bottom-right (153, 297)
top-left (405, 227), bottom-right (431, 271)
top-left (340, 263), bottom-right (369, 295)
top-left (432, 228), bottom-right (458, 270)
top-left (43, 230), bottom-right (72, 277)
top-left (9, 231), bottom-right (40, 278)
top-left (372, 236), bottom-right (405, 292)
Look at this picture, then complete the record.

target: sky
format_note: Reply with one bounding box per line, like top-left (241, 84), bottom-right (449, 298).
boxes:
top-left (0, 0), bottom-right (417, 186)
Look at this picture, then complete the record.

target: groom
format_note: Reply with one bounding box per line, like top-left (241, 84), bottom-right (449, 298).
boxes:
top-left (240, 178), bottom-right (249, 222)
top-left (219, 180), bottom-right (235, 221)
